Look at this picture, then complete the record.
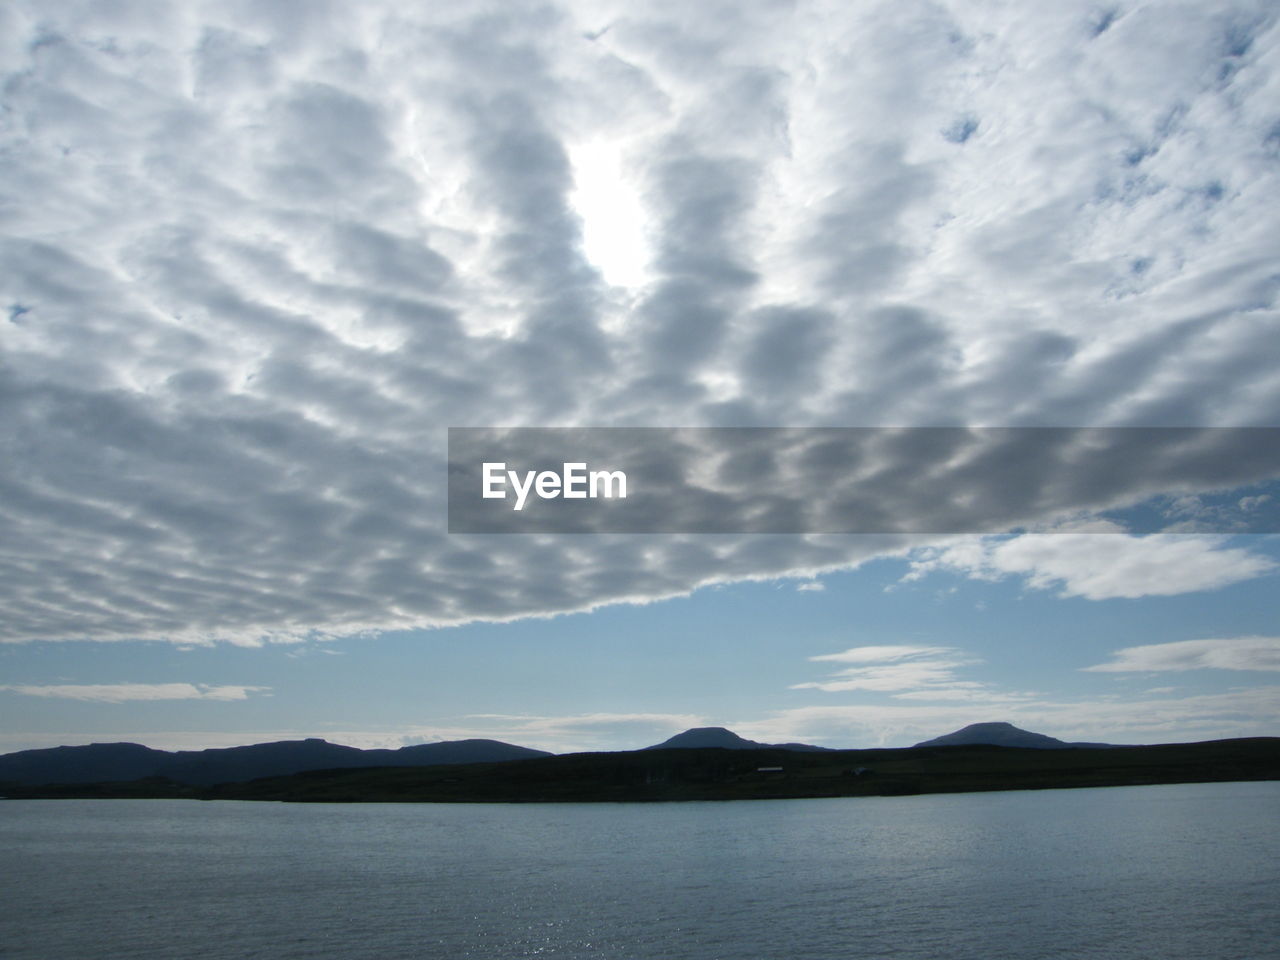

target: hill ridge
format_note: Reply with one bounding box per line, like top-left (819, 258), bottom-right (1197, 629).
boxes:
top-left (0, 737), bottom-right (551, 786)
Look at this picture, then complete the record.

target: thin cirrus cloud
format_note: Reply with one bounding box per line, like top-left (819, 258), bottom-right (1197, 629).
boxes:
top-left (2, 1), bottom-right (1279, 645)
top-left (0, 683), bottom-right (272, 703)
top-left (1083, 636), bottom-right (1280, 673)
top-left (808, 645), bottom-right (958, 665)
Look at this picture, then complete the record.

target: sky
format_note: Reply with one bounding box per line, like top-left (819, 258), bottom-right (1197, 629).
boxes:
top-left (1, 0), bottom-right (1278, 755)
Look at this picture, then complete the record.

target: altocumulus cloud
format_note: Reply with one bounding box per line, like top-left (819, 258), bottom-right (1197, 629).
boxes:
top-left (2, 1), bottom-right (1279, 644)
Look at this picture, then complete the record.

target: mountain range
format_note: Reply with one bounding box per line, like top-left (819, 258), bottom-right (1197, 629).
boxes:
top-left (7, 732), bottom-right (1276, 804)
top-left (0, 722), bottom-right (1110, 787)
top-left (0, 737), bottom-right (550, 786)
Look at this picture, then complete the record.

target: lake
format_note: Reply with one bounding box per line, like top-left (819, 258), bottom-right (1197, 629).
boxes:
top-left (2, 781), bottom-right (1277, 959)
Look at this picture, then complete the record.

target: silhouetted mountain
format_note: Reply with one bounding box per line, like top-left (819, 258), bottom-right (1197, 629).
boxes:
top-left (645, 727), bottom-right (831, 752)
top-left (16, 737), bottom-right (1274, 803)
top-left (0, 737), bottom-right (551, 786)
top-left (0, 742), bottom-right (165, 785)
top-left (913, 722), bottom-right (1114, 750)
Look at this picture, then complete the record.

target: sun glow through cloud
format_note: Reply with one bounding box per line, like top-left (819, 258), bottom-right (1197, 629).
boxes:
top-left (569, 140), bottom-right (651, 288)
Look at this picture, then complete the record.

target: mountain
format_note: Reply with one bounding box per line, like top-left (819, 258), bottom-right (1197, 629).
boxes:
top-left (0, 737), bottom-right (551, 786)
top-left (645, 726), bottom-right (831, 752)
top-left (913, 722), bottom-right (1114, 750)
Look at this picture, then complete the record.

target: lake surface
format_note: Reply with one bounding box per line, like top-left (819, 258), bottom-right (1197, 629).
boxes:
top-left (2, 781), bottom-right (1277, 959)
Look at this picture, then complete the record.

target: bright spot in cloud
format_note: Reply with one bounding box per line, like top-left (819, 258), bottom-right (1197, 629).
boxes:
top-left (569, 140), bottom-right (650, 288)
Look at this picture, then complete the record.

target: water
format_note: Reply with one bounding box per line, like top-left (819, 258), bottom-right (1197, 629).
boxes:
top-left (2, 782), bottom-right (1277, 959)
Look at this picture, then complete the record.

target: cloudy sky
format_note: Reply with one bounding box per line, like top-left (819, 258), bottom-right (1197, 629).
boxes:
top-left (2, 0), bottom-right (1278, 755)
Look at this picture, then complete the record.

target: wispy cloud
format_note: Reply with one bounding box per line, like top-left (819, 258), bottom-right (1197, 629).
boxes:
top-left (1083, 636), bottom-right (1280, 673)
top-left (903, 533), bottom-right (1275, 599)
top-left (810, 645), bottom-right (956, 665)
top-left (0, 683), bottom-right (271, 703)
top-left (792, 644), bottom-right (1024, 702)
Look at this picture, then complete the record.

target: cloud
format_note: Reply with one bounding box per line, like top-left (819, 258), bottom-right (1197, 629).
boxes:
top-left (809, 644), bottom-right (956, 664)
top-left (1, 1), bottom-right (1279, 643)
top-left (1083, 636), bottom-right (1280, 673)
top-left (792, 644), bottom-right (1025, 702)
top-left (903, 532), bottom-right (1276, 599)
top-left (0, 683), bottom-right (271, 703)
top-left (1160, 492), bottom-right (1280, 532)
